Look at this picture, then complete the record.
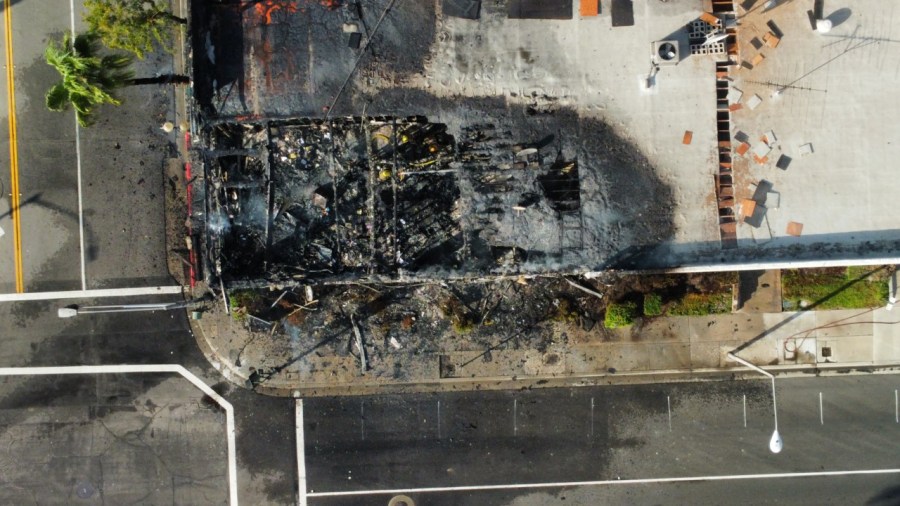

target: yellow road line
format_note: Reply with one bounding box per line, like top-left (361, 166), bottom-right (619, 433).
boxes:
top-left (3, 0), bottom-right (23, 293)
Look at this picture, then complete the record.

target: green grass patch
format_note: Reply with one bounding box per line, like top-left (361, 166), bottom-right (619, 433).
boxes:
top-left (782, 267), bottom-right (889, 310)
top-left (666, 292), bottom-right (732, 316)
top-left (643, 293), bottom-right (663, 317)
top-left (604, 301), bottom-right (638, 329)
top-left (229, 290), bottom-right (264, 320)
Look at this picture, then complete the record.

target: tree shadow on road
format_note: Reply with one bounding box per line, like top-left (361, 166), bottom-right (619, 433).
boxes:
top-left (0, 192), bottom-right (101, 262)
top-left (867, 482), bottom-right (900, 506)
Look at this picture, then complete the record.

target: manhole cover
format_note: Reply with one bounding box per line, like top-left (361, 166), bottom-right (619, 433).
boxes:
top-left (388, 495), bottom-right (415, 506)
top-left (75, 481), bottom-right (95, 499)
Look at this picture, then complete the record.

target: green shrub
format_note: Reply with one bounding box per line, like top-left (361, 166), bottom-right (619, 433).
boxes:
top-left (229, 290), bottom-right (263, 320)
top-left (604, 301), bottom-right (638, 329)
top-left (666, 292), bottom-right (732, 316)
top-left (643, 293), bottom-right (663, 317)
top-left (550, 298), bottom-right (580, 323)
top-left (439, 296), bottom-right (476, 334)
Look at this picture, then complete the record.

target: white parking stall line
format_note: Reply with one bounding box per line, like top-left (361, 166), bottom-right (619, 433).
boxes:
top-left (296, 399), bottom-right (307, 506)
top-left (0, 286), bottom-right (184, 302)
top-left (667, 395), bottom-right (672, 432)
top-left (306, 468), bottom-right (900, 498)
top-left (513, 398), bottom-right (518, 436)
top-left (819, 392), bottom-right (824, 425)
top-left (590, 397), bottom-right (595, 437)
top-left (743, 394), bottom-right (747, 428)
top-left (0, 365), bottom-right (238, 506)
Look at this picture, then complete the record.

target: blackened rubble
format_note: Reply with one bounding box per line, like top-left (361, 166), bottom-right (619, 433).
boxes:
top-left (199, 105), bottom-right (676, 287)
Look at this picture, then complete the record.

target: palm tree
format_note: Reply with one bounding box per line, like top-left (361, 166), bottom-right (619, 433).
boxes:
top-left (45, 31), bottom-right (133, 127)
top-left (84, 0), bottom-right (186, 59)
top-left (45, 31), bottom-right (190, 127)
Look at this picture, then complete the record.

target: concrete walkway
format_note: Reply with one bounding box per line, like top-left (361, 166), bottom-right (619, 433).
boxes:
top-left (189, 302), bottom-right (900, 397)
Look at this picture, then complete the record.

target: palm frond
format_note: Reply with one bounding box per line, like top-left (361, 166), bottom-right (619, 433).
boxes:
top-left (45, 82), bottom-right (70, 112)
top-left (43, 30), bottom-right (131, 126)
top-left (75, 109), bottom-right (95, 128)
top-left (72, 31), bottom-right (100, 58)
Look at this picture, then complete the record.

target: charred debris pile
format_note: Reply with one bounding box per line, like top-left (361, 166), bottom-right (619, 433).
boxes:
top-left (199, 116), bottom-right (591, 288)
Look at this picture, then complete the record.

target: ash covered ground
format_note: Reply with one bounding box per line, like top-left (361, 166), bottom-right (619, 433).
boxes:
top-left (191, 1), bottom-right (676, 286)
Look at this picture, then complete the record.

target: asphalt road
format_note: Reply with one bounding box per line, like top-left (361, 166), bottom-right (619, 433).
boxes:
top-left (0, 0), bottom-right (175, 293)
top-left (1, 295), bottom-right (899, 505)
top-left (302, 376), bottom-right (900, 506)
top-left (0, 299), bottom-right (299, 505)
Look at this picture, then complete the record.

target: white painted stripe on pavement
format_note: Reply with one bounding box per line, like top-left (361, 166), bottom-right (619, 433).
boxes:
top-left (296, 399), bottom-right (307, 506)
top-left (0, 365), bottom-right (238, 506)
top-left (70, 0), bottom-right (87, 291)
top-left (306, 468), bottom-right (900, 498)
top-left (0, 286), bottom-right (183, 302)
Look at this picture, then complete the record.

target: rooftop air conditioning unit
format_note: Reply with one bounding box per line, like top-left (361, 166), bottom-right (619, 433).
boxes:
top-left (652, 40), bottom-right (679, 66)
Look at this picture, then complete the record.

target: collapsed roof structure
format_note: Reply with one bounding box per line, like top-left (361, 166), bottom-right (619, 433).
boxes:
top-left (196, 110), bottom-right (673, 286)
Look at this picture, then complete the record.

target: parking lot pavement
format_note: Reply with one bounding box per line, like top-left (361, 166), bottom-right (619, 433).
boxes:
top-left (0, 373), bottom-right (229, 505)
top-left (301, 376), bottom-right (900, 505)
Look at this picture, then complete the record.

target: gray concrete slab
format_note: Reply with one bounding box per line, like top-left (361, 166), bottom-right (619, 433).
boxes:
top-left (737, 269), bottom-right (782, 312)
top-left (648, 342), bottom-right (692, 370)
top-left (815, 309), bottom-right (875, 338)
top-left (690, 313), bottom-right (766, 344)
top-left (638, 316), bottom-right (692, 343)
top-left (873, 307), bottom-right (900, 362)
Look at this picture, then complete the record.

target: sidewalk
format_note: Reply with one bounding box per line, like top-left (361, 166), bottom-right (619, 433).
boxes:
top-left (188, 302), bottom-right (900, 397)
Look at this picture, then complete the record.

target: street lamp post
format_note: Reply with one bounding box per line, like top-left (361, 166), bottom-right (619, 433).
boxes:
top-left (727, 352), bottom-right (783, 453)
top-left (57, 301), bottom-right (191, 318)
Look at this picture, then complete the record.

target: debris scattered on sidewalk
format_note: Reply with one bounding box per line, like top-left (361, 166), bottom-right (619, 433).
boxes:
top-left (199, 271), bottom-right (739, 385)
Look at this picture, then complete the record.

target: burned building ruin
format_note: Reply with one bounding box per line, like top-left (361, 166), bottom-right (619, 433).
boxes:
top-left (189, 0), bottom-right (686, 289)
top-left (200, 116), bottom-right (608, 287)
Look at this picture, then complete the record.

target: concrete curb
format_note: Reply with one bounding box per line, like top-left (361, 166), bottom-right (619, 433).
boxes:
top-left (189, 317), bottom-right (251, 389)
